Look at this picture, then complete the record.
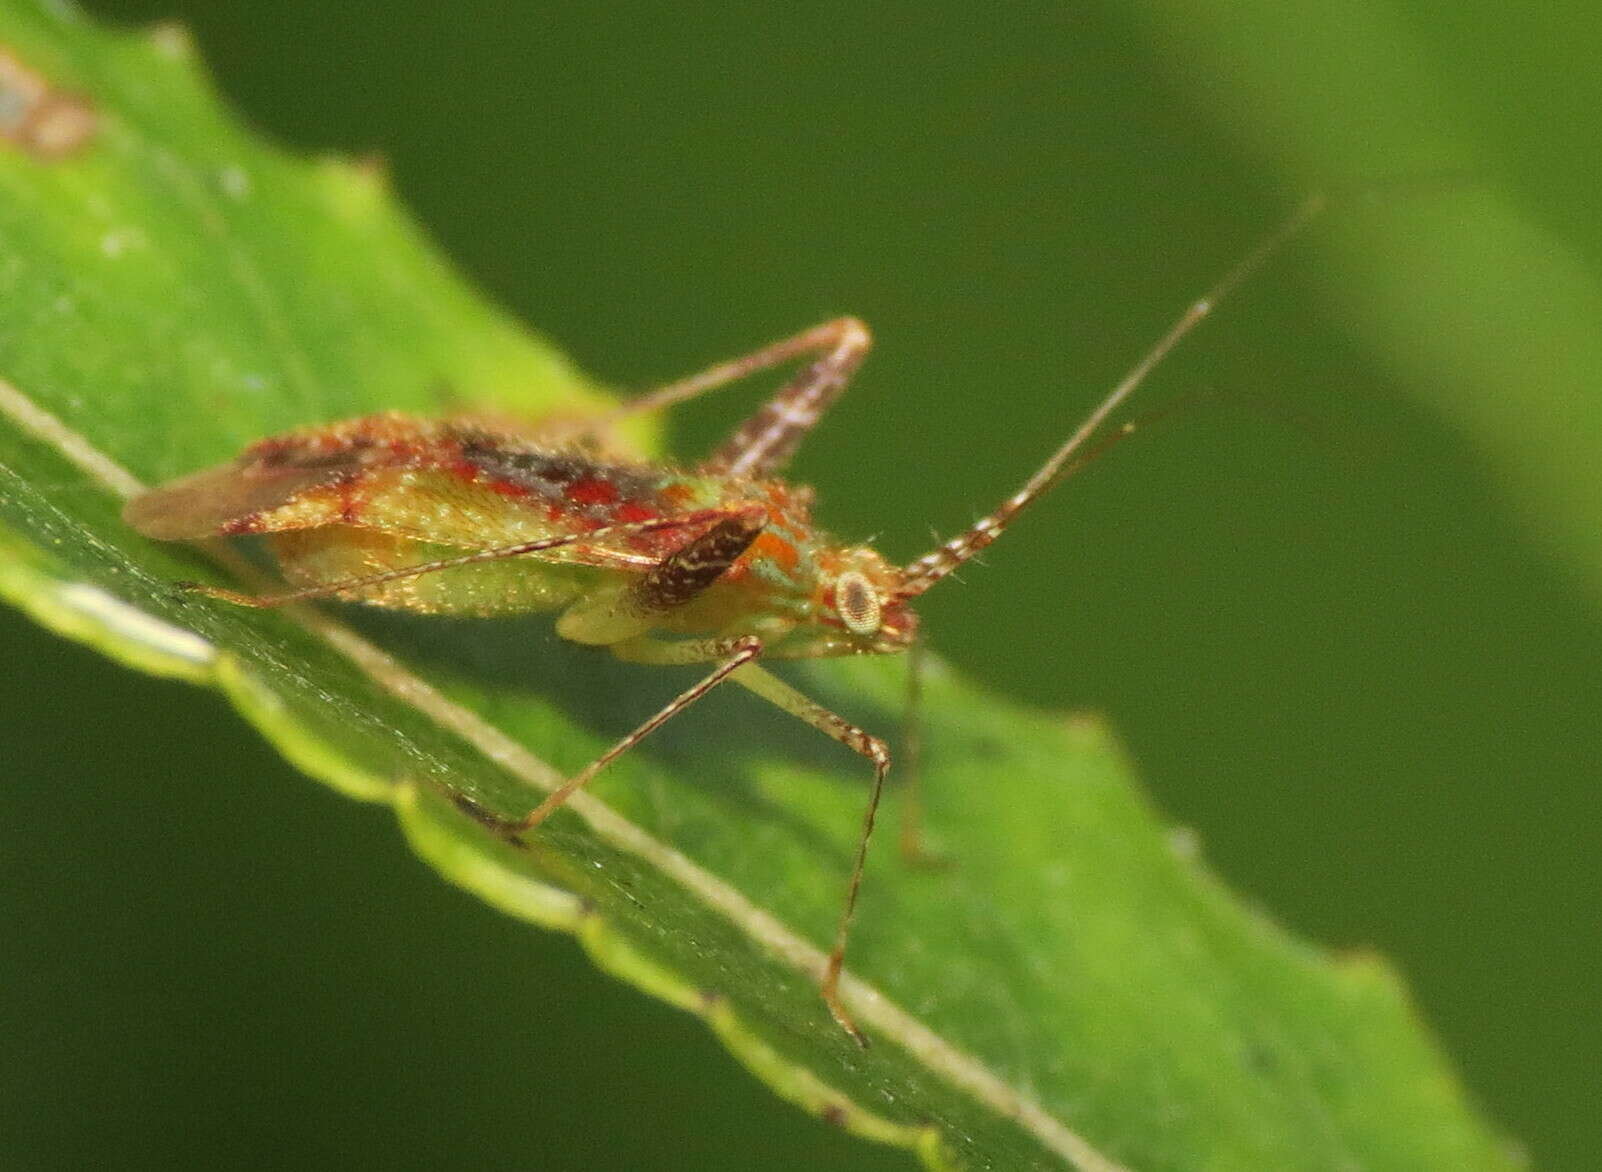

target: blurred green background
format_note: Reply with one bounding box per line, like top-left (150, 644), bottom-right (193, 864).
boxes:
top-left (3, 2), bottom-right (1597, 1168)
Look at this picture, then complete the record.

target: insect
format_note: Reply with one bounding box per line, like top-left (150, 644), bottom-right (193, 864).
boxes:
top-left (125, 195), bottom-right (1325, 1044)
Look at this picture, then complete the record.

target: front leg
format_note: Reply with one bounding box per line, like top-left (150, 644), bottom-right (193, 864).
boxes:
top-left (730, 664), bottom-right (889, 1047)
top-left (455, 634), bottom-right (765, 838)
top-left (455, 517), bottom-right (770, 837)
top-left (616, 637), bottom-right (888, 1046)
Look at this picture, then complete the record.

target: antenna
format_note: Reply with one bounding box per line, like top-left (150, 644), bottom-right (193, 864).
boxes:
top-left (896, 194), bottom-right (1328, 598)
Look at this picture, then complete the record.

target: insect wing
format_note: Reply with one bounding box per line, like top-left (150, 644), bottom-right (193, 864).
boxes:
top-left (123, 455), bottom-right (357, 540)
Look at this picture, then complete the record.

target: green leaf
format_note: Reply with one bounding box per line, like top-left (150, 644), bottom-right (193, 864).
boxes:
top-left (0, 4), bottom-right (1518, 1170)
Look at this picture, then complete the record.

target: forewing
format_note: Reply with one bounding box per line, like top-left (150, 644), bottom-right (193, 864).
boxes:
top-left (125, 409), bottom-right (704, 576)
top-left (123, 455), bottom-right (358, 540)
top-left (343, 468), bottom-right (671, 572)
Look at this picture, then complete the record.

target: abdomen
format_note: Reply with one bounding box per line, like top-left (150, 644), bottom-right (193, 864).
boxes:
top-left (270, 528), bottom-right (597, 616)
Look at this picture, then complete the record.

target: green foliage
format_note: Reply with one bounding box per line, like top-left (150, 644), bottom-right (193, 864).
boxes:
top-left (0, 4), bottom-right (1527, 1169)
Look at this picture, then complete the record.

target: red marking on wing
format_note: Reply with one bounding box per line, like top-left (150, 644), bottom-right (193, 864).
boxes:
top-left (339, 479), bottom-right (360, 523)
top-left (566, 478), bottom-right (618, 506)
top-left (615, 501), bottom-right (659, 524)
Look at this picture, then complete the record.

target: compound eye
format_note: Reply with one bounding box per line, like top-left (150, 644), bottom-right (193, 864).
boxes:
top-left (835, 571), bottom-right (883, 636)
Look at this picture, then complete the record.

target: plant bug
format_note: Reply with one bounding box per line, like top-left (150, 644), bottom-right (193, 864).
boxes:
top-left (125, 195), bottom-right (1326, 1044)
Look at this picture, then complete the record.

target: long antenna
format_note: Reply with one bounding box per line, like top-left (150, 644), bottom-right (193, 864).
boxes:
top-left (897, 193), bottom-right (1328, 598)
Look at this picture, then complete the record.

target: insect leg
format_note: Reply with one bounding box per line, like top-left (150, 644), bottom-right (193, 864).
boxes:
top-left (731, 663), bottom-right (890, 1047)
top-left (602, 317), bottom-right (870, 479)
top-left (610, 639), bottom-right (886, 1043)
top-left (701, 317), bottom-right (871, 479)
top-left (896, 633), bottom-right (946, 867)
top-left (454, 635), bottom-right (766, 838)
top-left (614, 316), bottom-right (869, 422)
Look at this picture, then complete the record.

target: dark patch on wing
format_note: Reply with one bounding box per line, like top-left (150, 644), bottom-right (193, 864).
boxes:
top-left (632, 510), bottom-right (765, 612)
top-left (451, 426), bottom-right (661, 506)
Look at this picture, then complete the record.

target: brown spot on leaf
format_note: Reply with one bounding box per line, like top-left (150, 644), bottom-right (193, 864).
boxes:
top-left (0, 47), bottom-right (96, 159)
